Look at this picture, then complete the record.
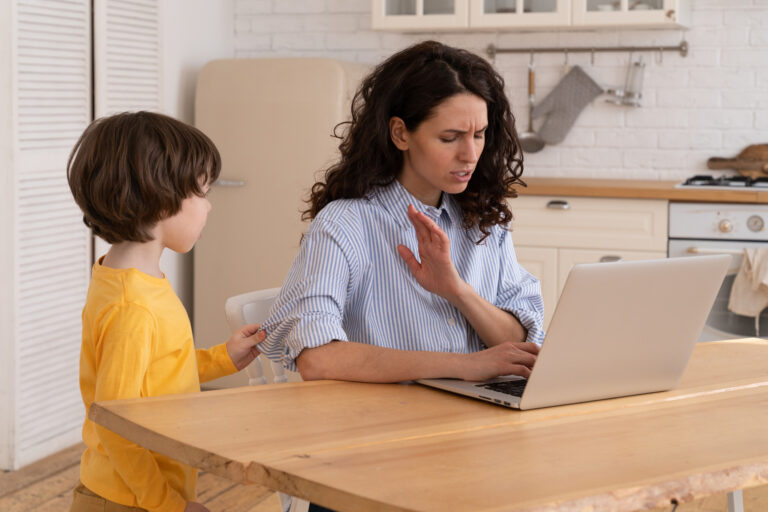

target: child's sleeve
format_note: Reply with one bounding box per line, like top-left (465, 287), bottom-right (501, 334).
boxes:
top-left (196, 343), bottom-right (238, 383)
top-left (92, 303), bottom-right (187, 512)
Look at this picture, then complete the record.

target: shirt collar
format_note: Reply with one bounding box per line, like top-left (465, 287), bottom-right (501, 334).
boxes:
top-left (375, 180), bottom-right (462, 229)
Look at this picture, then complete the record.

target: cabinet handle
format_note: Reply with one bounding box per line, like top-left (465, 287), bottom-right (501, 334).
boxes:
top-left (546, 200), bottom-right (570, 210)
top-left (214, 179), bottom-right (246, 187)
top-left (599, 255), bottom-right (623, 263)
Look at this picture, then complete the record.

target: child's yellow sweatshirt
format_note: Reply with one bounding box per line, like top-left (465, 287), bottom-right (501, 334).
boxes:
top-left (78, 259), bottom-right (237, 512)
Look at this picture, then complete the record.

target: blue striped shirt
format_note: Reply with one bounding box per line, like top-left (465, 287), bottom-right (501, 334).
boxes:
top-left (259, 180), bottom-right (545, 371)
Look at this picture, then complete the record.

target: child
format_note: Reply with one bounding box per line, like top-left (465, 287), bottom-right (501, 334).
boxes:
top-left (66, 111), bottom-right (264, 512)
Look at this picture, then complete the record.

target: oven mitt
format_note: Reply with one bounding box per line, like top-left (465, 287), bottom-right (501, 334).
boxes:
top-left (531, 65), bottom-right (603, 145)
top-left (728, 247), bottom-right (768, 335)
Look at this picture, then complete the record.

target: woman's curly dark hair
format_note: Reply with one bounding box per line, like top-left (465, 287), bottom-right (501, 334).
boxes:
top-left (304, 40), bottom-right (526, 242)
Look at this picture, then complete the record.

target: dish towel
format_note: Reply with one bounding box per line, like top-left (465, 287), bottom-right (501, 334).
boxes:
top-left (531, 65), bottom-right (603, 145)
top-left (728, 247), bottom-right (768, 335)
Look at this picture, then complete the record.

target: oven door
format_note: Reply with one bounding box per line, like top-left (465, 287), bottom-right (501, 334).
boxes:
top-left (668, 239), bottom-right (768, 341)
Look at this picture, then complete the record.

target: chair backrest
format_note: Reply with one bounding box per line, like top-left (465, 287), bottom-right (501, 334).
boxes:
top-left (225, 288), bottom-right (291, 385)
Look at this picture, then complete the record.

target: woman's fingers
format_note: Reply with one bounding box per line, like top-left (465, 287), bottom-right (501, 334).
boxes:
top-left (515, 342), bottom-right (541, 356)
top-left (407, 205), bottom-right (450, 250)
top-left (407, 205), bottom-right (432, 243)
top-left (509, 349), bottom-right (537, 369)
top-left (504, 365), bottom-right (532, 379)
top-left (397, 244), bottom-right (421, 276)
top-left (494, 342), bottom-right (538, 369)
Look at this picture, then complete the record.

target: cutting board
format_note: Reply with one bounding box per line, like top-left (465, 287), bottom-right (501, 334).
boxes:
top-left (707, 144), bottom-right (768, 178)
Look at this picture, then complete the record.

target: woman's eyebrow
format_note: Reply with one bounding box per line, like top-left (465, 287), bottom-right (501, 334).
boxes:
top-left (441, 125), bottom-right (488, 134)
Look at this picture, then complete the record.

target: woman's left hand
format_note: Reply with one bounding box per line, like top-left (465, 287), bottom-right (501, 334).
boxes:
top-left (397, 204), bottom-right (466, 301)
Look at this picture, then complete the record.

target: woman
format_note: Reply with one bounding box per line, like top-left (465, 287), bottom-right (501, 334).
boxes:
top-left (259, 40), bottom-right (544, 383)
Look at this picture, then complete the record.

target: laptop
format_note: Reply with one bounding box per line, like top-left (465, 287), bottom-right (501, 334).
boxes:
top-left (418, 255), bottom-right (730, 410)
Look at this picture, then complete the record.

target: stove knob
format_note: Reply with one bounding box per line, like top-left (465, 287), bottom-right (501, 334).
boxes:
top-left (718, 220), bottom-right (733, 233)
top-left (748, 215), bottom-right (764, 232)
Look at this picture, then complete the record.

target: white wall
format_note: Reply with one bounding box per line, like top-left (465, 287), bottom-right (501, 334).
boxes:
top-left (232, 0), bottom-right (768, 181)
top-left (161, 0), bottom-right (234, 316)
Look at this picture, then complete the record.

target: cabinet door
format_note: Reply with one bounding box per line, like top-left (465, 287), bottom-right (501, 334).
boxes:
top-left (514, 246), bottom-right (558, 330)
top-left (572, 0), bottom-right (687, 28)
top-left (372, 0), bottom-right (469, 30)
top-left (557, 248), bottom-right (667, 295)
top-left (470, 0), bottom-right (570, 29)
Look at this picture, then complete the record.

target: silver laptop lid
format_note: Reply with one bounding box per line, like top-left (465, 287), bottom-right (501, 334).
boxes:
top-left (519, 255), bottom-right (730, 410)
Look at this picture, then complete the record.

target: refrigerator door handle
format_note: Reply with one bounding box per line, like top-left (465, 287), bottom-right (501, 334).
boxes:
top-left (214, 179), bottom-right (246, 187)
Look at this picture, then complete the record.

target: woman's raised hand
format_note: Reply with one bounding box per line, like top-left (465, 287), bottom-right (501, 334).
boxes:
top-left (397, 204), bottom-right (465, 300)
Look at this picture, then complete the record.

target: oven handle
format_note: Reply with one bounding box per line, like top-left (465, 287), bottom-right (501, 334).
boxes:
top-left (686, 247), bottom-right (744, 256)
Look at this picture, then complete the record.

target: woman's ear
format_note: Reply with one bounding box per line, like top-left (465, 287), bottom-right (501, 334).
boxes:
top-left (389, 117), bottom-right (409, 151)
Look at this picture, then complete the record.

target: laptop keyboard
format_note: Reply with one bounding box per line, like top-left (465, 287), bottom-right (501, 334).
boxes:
top-left (476, 379), bottom-right (528, 397)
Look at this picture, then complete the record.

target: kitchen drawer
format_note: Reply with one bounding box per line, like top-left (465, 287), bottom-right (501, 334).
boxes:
top-left (509, 196), bottom-right (668, 251)
top-left (557, 248), bottom-right (667, 293)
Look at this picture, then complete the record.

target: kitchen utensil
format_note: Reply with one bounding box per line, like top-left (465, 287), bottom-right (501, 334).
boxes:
top-left (519, 65), bottom-right (545, 153)
top-left (530, 65), bottom-right (603, 145)
top-left (708, 144), bottom-right (768, 179)
top-left (606, 56), bottom-right (645, 107)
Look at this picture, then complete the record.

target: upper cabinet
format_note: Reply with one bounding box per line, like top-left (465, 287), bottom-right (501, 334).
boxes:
top-left (571, 0), bottom-right (688, 28)
top-left (470, 0), bottom-right (571, 29)
top-left (372, 0), bottom-right (688, 30)
top-left (371, 0), bottom-right (469, 30)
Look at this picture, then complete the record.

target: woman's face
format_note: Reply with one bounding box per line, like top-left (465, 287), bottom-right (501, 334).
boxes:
top-left (391, 93), bottom-right (488, 207)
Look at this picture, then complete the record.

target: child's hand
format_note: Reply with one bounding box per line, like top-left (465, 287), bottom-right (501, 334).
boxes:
top-left (226, 324), bottom-right (267, 370)
top-left (184, 502), bottom-right (210, 512)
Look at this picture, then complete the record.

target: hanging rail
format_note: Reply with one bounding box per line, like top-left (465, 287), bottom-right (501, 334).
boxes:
top-left (486, 40), bottom-right (688, 60)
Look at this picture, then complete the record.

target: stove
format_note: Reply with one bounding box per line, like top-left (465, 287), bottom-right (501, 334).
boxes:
top-left (668, 199), bottom-right (768, 340)
top-left (678, 174), bottom-right (768, 190)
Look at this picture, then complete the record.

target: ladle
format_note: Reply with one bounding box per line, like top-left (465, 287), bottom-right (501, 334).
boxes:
top-left (519, 63), bottom-right (545, 153)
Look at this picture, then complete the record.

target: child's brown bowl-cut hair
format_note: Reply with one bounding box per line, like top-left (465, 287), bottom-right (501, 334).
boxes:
top-left (67, 111), bottom-right (221, 244)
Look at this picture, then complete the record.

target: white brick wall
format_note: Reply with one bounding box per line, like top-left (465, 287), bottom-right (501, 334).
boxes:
top-left (233, 1), bottom-right (768, 180)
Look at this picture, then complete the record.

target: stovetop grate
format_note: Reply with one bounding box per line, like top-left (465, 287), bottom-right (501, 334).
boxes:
top-left (681, 175), bottom-right (768, 188)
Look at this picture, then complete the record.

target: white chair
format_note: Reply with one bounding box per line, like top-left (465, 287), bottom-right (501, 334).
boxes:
top-left (224, 288), bottom-right (309, 512)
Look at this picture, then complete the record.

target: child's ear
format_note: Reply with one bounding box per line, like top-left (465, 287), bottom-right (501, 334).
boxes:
top-left (389, 117), bottom-right (409, 151)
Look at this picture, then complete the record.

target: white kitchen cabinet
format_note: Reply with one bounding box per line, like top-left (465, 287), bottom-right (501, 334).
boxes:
top-left (557, 248), bottom-right (667, 292)
top-left (572, 0), bottom-right (689, 28)
top-left (514, 246), bottom-right (558, 328)
top-left (371, 0), bottom-right (469, 30)
top-left (372, 0), bottom-right (687, 30)
top-left (509, 195), bottom-right (668, 329)
top-left (470, 0), bottom-right (570, 29)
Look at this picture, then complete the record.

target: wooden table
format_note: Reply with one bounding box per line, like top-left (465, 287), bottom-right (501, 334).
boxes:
top-left (90, 339), bottom-right (768, 512)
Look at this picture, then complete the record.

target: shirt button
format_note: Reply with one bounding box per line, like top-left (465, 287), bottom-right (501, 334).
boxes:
top-left (447, 317), bottom-right (456, 326)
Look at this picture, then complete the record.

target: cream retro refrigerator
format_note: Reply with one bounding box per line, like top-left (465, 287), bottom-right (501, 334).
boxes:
top-left (194, 58), bottom-right (367, 388)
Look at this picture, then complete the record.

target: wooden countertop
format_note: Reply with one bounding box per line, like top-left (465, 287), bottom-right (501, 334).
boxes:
top-left (90, 340), bottom-right (768, 512)
top-left (516, 178), bottom-right (768, 203)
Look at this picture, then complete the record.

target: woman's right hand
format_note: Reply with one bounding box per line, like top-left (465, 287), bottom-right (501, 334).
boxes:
top-left (460, 342), bottom-right (539, 382)
top-left (184, 502), bottom-right (211, 512)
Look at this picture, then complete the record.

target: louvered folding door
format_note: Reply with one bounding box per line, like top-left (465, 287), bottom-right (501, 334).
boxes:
top-left (0, 0), bottom-right (162, 470)
top-left (2, 0), bottom-right (92, 470)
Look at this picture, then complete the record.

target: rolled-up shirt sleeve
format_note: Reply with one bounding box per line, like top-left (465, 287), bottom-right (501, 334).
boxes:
top-left (258, 217), bottom-right (358, 371)
top-left (495, 226), bottom-right (546, 345)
